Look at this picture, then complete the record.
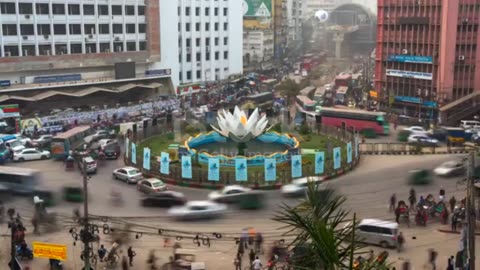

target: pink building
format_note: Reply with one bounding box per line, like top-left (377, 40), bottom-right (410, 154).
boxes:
top-left (375, 0), bottom-right (480, 124)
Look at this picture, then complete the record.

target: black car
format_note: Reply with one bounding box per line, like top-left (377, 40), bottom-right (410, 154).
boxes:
top-left (140, 191), bottom-right (186, 207)
top-left (103, 142), bottom-right (121, 160)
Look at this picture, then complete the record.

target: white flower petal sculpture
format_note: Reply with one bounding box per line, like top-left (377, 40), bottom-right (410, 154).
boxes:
top-left (211, 106), bottom-right (270, 143)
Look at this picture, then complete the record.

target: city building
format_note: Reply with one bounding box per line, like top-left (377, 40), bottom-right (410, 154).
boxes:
top-left (0, 0), bottom-right (173, 115)
top-left (273, 0), bottom-right (288, 60)
top-left (375, 0), bottom-right (480, 124)
top-left (285, 0), bottom-right (305, 46)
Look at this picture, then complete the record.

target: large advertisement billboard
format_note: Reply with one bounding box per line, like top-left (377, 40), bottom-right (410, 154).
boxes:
top-left (386, 69), bottom-right (433, 80)
top-left (243, 0), bottom-right (272, 18)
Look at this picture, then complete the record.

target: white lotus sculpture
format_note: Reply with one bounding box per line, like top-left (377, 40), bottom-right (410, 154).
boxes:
top-left (212, 106), bottom-right (269, 143)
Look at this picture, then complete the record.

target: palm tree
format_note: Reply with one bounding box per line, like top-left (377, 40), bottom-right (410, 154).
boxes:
top-left (273, 182), bottom-right (392, 270)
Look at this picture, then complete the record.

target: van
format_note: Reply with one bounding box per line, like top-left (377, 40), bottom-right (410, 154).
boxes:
top-left (356, 219), bottom-right (398, 248)
top-left (460, 120), bottom-right (480, 130)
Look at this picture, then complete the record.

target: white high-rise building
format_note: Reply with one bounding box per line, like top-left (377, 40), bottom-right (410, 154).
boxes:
top-left (285, 0), bottom-right (305, 44)
top-left (155, 0), bottom-right (243, 89)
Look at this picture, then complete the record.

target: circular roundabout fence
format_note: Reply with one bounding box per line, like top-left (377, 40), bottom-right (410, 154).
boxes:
top-left (124, 125), bottom-right (361, 190)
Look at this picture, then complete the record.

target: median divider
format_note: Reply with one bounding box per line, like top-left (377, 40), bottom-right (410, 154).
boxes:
top-left (360, 143), bottom-right (477, 155)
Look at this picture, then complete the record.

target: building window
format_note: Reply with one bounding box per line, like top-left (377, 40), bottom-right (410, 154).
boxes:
top-left (215, 51), bottom-right (219, 60)
top-left (205, 23), bottom-right (210, 31)
top-left (55, 44), bottom-right (67, 55)
top-left (196, 70), bottom-right (201, 79)
top-left (205, 7), bottom-right (209, 16)
top-left (139, 24), bottom-right (146, 33)
top-left (214, 7), bottom-right (218, 16)
top-left (139, 41), bottom-right (146, 51)
top-left (99, 24), bottom-right (109, 34)
top-left (125, 5), bottom-right (135, 15)
top-left (69, 24), bottom-right (81, 35)
top-left (37, 24), bottom-right (50, 35)
top-left (20, 24), bottom-right (34, 35)
top-left (224, 37), bottom-right (228, 45)
top-left (83, 5), bottom-right (94, 15)
top-left (186, 54), bottom-right (191, 62)
top-left (19, 3), bottom-right (33, 14)
top-left (4, 46), bottom-right (19, 57)
top-left (179, 54), bottom-right (182, 63)
top-left (84, 24), bottom-right (95, 35)
top-left (98, 5), bottom-right (108, 15)
top-left (126, 42), bottom-right (136, 51)
top-left (223, 8), bottom-right (228, 16)
top-left (86, 43), bottom-right (96, 53)
top-left (22, 45), bottom-right (35, 56)
top-left (2, 24), bottom-right (17, 36)
top-left (126, 24), bottom-right (136, 34)
top-left (185, 7), bottom-right (190, 16)
top-left (35, 3), bottom-right (49, 15)
top-left (224, 51), bottom-right (228, 59)
top-left (196, 38), bottom-right (200, 46)
top-left (113, 24), bottom-right (123, 34)
top-left (214, 23), bottom-right (219, 31)
top-left (196, 52), bottom-right (201, 61)
top-left (215, 38), bottom-right (219, 46)
top-left (223, 23), bottom-right (228, 31)
top-left (187, 71), bottom-right (192, 80)
top-left (206, 53), bottom-right (210, 61)
top-left (178, 23), bottom-right (181, 31)
top-left (114, 42), bottom-right (123, 52)
top-left (195, 7), bottom-right (200, 16)
top-left (54, 24), bottom-right (67, 35)
top-left (186, 23), bottom-right (191, 32)
top-left (179, 72), bottom-right (182, 81)
top-left (138, 5), bottom-right (145, 15)
top-left (196, 23), bottom-right (200, 31)
top-left (186, 38), bottom-right (191, 47)
top-left (112, 5), bottom-right (122, 15)
top-left (0, 3), bottom-right (16, 14)
top-left (68, 4), bottom-right (80, 15)
top-left (70, 44), bottom-right (82, 54)
top-left (38, 45), bottom-right (51, 55)
top-left (52, 4), bottom-right (65, 15)
top-left (100, 43), bottom-right (110, 52)
top-left (206, 38), bottom-right (210, 46)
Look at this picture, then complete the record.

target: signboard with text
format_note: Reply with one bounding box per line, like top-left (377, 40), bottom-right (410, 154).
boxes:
top-left (386, 69), bottom-right (432, 80)
top-left (243, 0), bottom-right (272, 18)
top-left (388, 55), bottom-right (433, 64)
top-left (33, 242), bottom-right (67, 261)
top-left (176, 84), bottom-right (202, 96)
top-left (0, 104), bottom-right (20, 118)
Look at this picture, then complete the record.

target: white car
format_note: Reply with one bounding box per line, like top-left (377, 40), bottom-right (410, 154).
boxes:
top-left (84, 130), bottom-right (110, 144)
top-left (208, 185), bottom-right (251, 203)
top-left (33, 135), bottom-right (53, 145)
top-left (168, 201), bottom-right (227, 220)
top-left (433, 161), bottom-right (465, 177)
top-left (98, 139), bottom-right (117, 149)
top-left (403, 126), bottom-right (428, 135)
top-left (14, 148), bottom-right (50, 162)
top-left (407, 134), bottom-right (439, 146)
top-left (15, 135), bottom-right (32, 146)
top-left (281, 176), bottom-right (325, 197)
top-left (112, 167), bottom-right (144, 184)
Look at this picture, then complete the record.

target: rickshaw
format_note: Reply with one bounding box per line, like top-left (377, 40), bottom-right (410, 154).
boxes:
top-left (65, 156), bottom-right (75, 171)
top-left (394, 200), bottom-right (410, 227)
top-left (415, 206), bottom-right (428, 226)
top-left (63, 186), bottom-right (85, 203)
top-left (407, 169), bottom-right (432, 185)
top-left (33, 196), bottom-right (58, 232)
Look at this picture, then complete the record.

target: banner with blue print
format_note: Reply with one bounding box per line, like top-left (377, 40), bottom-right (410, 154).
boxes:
top-left (347, 142), bottom-right (352, 164)
top-left (181, 156), bottom-right (192, 179)
top-left (208, 158), bottom-right (220, 181)
top-left (143, 148), bottom-right (151, 170)
top-left (235, 158), bottom-right (248, 182)
top-left (333, 147), bottom-right (341, 170)
top-left (125, 138), bottom-right (129, 158)
top-left (291, 155), bottom-right (302, 178)
top-left (264, 158), bottom-right (276, 181)
top-left (160, 152), bottom-right (170, 175)
top-left (315, 152), bottom-right (325, 175)
top-left (131, 143), bottom-right (136, 164)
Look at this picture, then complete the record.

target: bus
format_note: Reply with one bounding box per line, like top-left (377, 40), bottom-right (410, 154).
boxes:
top-left (0, 166), bottom-right (40, 194)
top-left (335, 74), bottom-right (352, 88)
top-left (317, 107), bottom-right (389, 135)
top-left (296, 95), bottom-right (317, 112)
top-left (51, 126), bottom-right (93, 160)
top-left (246, 92), bottom-right (274, 104)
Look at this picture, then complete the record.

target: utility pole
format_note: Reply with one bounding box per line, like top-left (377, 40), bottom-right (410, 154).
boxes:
top-left (466, 151), bottom-right (476, 270)
top-left (9, 221), bottom-right (16, 270)
top-left (82, 160), bottom-right (91, 270)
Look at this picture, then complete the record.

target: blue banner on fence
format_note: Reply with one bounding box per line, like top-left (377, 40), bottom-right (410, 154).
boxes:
top-left (291, 155), bottom-right (302, 178)
top-left (143, 148), bottom-right (151, 170)
top-left (125, 138), bottom-right (129, 158)
top-left (333, 147), bottom-right (341, 170)
top-left (347, 142), bottom-right (352, 164)
top-left (208, 158), bottom-right (220, 181)
top-left (181, 156), bottom-right (192, 179)
top-left (315, 152), bottom-right (325, 175)
top-left (354, 136), bottom-right (359, 158)
top-left (131, 143), bottom-right (136, 164)
top-left (235, 158), bottom-right (248, 182)
top-left (264, 158), bottom-right (276, 181)
top-left (160, 152), bottom-right (170, 175)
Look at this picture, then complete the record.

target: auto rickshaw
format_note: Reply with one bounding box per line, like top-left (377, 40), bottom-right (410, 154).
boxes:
top-left (63, 186), bottom-right (84, 203)
top-left (33, 190), bottom-right (56, 207)
top-left (407, 169), bottom-right (432, 185)
top-left (65, 156), bottom-right (75, 171)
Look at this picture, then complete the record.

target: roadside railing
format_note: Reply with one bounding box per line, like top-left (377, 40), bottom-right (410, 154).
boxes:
top-left (359, 142), bottom-right (477, 155)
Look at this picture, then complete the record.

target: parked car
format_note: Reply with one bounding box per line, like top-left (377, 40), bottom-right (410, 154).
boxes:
top-left (403, 126), bottom-right (428, 135)
top-left (84, 130), bottom-right (110, 144)
top-left (168, 201), bottom-right (227, 220)
top-left (141, 191), bottom-right (186, 207)
top-left (433, 161), bottom-right (465, 177)
top-left (112, 167), bottom-right (143, 184)
top-left (407, 134), bottom-right (439, 146)
top-left (281, 177), bottom-right (325, 197)
top-left (137, 178), bottom-right (168, 194)
top-left (208, 185), bottom-right (251, 203)
top-left (79, 156), bottom-right (97, 174)
top-left (355, 219), bottom-right (399, 249)
top-left (13, 148), bottom-right (50, 162)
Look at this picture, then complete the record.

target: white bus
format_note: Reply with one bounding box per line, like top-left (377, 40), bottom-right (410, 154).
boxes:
top-left (0, 166), bottom-right (40, 194)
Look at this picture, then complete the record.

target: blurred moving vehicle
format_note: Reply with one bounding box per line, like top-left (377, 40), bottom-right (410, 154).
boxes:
top-left (141, 191), bottom-right (186, 207)
top-left (79, 156), bottom-right (97, 174)
top-left (84, 130), bottom-right (111, 144)
top-left (208, 185), bottom-right (251, 203)
top-left (407, 134), bottom-right (439, 146)
top-left (32, 135), bottom-right (53, 147)
top-left (168, 201), bottom-right (227, 220)
top-left (0, 166), bottom-right (40, 194)
top-left (281, 177), bottom-right (324, 197)
top-left (403, 126), bottom-right (428, 135)
top-left (356, 219), bottom-right (399, 249)
top-left (433, 161), bottom-right (465, 177)
top-left (427, 127), bottom-right (447, 141)
top-left (137, 178), bottom-right (168, 194)
top-left (112, 167), bottom-right (143, 184)
top-left (13, 148), bottom-right (50, 162)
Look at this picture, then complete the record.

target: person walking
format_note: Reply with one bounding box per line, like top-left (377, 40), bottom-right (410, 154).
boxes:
top-left (121, 255), bottom-right (129, 270)
top-left (428, 248), bottom-right (437, 270)
top-left (255, 232), bottom-right (263, 254)
top-left (127, 246), bottom-right (136, 267)
top-left (449, 196), bottom-right (456, 213)
top-left (451, 213), bottom-right (458, 232)
top-left (237, 239), bottom-right (245, 258)
top-left (408, 188), bottom-right (416, 209)
top-left (447, 255), bottom-right (454, 270)
top-left (252, 256), bottom-right (262, 270)
top-left (98, 244), bottom-right (108, 262)
top-left (389, 193), bottom-right (397, 212)
top-left (396, 232), bottom-right (405, 252)
top-left (233, 254), bottom-right (242, 270)
top-left (249, 249), bottom-right (256, 266)
top-left (439, 186), bottom-right (445, 201)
